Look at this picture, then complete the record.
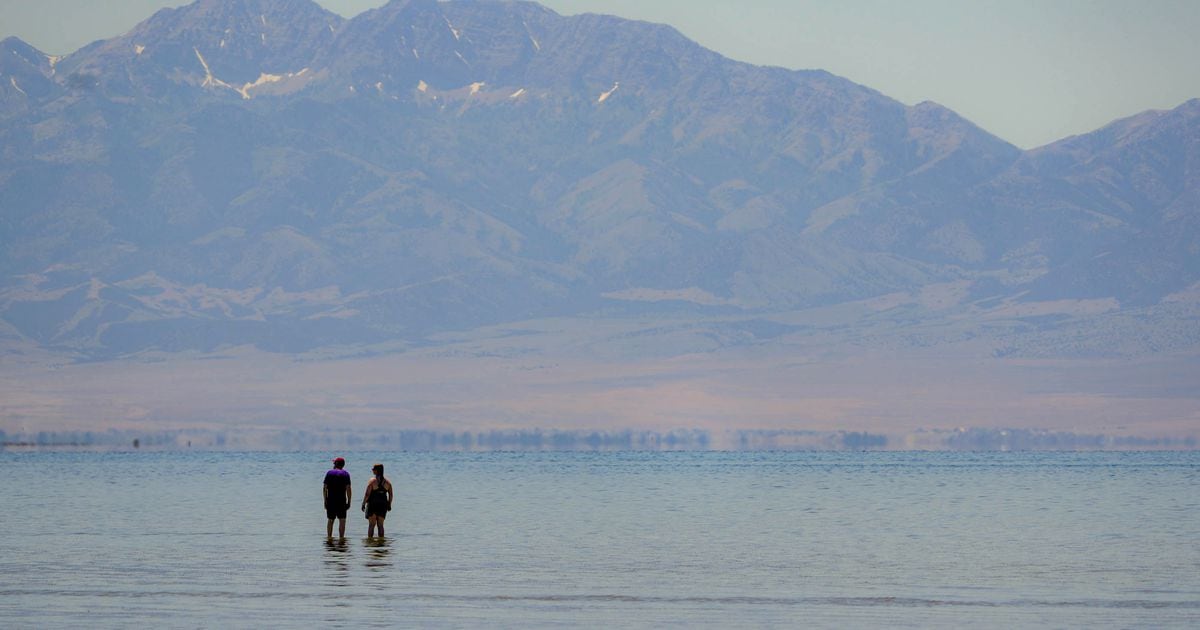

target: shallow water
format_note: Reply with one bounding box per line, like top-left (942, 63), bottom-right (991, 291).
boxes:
top-left (1, 450), bottom-right (1197, 627)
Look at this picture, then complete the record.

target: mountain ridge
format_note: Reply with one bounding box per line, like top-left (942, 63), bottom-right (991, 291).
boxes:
top-left (0, 0), bottom-right (1196, 361)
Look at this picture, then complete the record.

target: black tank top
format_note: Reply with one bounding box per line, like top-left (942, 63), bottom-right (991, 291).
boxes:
top-left (368, 477), bottom-right (389, 512)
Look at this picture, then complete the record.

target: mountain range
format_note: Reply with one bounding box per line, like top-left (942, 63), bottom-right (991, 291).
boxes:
top-left (0, 0), bottom-right (1197, 441)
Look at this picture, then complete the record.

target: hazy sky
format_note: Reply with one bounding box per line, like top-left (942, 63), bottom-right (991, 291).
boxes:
top-left (2, 0), bottom-right (1198, 148)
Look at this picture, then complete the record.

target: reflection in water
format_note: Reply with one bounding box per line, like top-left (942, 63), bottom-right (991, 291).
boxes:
top-left (323, 538), bottom-right (351, 590)
top-left (363, 536), bottom-right (392, 572)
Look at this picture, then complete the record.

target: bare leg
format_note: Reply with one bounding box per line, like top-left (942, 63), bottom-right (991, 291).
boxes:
top-left (367, 515), bottom-right (377, 537)
top-left (327, 518), bottom-right (334, 538)
top-left (377, 517), bottom-right (385, 537)
top-left (337, 517), bottom-right (347, 538)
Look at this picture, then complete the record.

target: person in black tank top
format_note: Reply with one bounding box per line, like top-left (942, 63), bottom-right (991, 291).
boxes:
top-left (361, 463), bottom-right (393, 537)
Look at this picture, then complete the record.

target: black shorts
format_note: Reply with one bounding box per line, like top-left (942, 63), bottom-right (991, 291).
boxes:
top-left (326, 501), bottom-right (348, 520)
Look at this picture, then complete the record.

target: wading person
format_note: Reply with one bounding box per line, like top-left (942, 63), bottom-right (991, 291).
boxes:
top-left (362, 463), bottom-right (393, 537)
top-left (323, 457), bottom-right (352, 538)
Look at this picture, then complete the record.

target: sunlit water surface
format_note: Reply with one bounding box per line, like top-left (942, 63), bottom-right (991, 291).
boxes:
top-left (1, 450), bottom-right (1197, 628)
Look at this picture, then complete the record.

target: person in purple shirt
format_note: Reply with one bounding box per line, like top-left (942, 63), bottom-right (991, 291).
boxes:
top-left (323, 457), bottom-right (352, 538)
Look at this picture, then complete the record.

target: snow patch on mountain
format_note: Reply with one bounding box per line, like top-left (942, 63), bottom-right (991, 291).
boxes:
top-left (237, 73), bottom-right (285, 99)
top-left (444, 17), bottom-right (461, 41)
top-left (193, 47), bottom-right (231, 90)
top-left (597, 82), bottom-right (618, 103)
top-left (191, 46), bottom-right (309, 99)
top-left (520, 20), bottom-right (541, 52)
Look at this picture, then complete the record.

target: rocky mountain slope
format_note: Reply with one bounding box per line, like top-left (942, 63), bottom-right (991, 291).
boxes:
top-left (1, 0), bottom-right (1196, 359)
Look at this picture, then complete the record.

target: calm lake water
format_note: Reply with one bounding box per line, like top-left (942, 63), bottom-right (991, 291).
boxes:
top-left (1, 450), bottom-right (1197, 628)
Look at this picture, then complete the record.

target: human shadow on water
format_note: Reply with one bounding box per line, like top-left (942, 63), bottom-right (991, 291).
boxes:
top-left (363, 536), bottom-right (392, 572)
top-left (323, 538), bottom-right (352, 589)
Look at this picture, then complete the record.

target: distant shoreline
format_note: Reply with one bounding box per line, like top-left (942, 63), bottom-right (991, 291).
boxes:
top-left (3, 426), bottom-right (1196, 453)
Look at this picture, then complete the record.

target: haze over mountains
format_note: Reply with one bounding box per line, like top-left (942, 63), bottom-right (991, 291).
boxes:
top-left (1, 0), bottom-right (1197, 446)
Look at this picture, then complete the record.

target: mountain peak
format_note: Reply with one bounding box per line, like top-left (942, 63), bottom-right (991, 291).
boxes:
top-left (0, 35), bottom-right (56, 80)
top-left (381, 0), bottom-right (439, 10)
top-left (136, 0), bottom-right (343, 35)
top-left (907, 99), bottom-right (1018, 149)
top-left (1, 35), bottom-right (60, 107)
top-left (1, 36), bottom-right (47, 61)
top-left (1034, 96), bottom-right (1200, 160)
top-left (1174, 97), bottom-right (1200, 115)
top-left (57, 0), bottom-right (343, 91)
top-left (350, 0), bottom-right (442, 24)
top-left (185, 0), bottom-right (331, 12)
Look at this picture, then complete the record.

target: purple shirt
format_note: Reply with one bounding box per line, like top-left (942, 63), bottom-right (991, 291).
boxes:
top-left (324, 468), bottom-right (350, 502)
